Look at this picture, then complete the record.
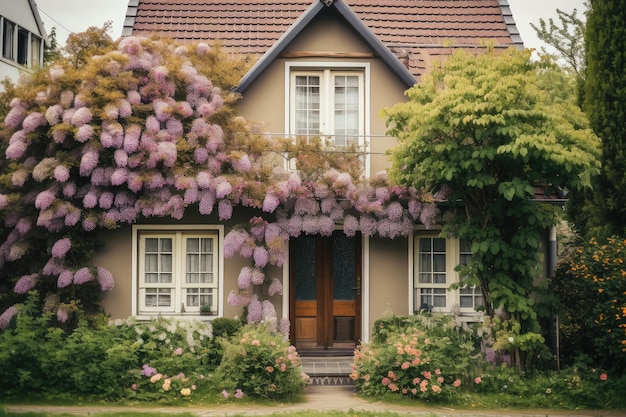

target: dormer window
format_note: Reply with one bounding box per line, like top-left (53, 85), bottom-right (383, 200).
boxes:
top-left (291, 70), bottom-right (363, 147)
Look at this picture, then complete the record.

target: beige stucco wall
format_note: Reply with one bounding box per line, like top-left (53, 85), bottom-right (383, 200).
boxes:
top-left (368, 236), bottom-right (410, 321)
top-left (99, 9), bottom-right (413, 338)
top-left (237, 9), bottom-right (410, 175)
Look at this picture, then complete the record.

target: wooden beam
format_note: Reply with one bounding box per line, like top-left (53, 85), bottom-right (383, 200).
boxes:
top-left (279, 51), bottom-right (378, 59)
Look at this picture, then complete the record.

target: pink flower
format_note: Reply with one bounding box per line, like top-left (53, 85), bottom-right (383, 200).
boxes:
top-left (221, 390), bottom-right (230, 399)
top-left (51, 238), bottom-right (71, 258)
top-left (268, 278), bottom-right (283, 296)
top-left (71, 107), bottom-right (92, 127)
top-left (246, 294), bottom-right (263, 323)
top-left (22, 112), bottom-right (46, 133)
top-left (131, 384), bottom-right (138, 391)
top-left (73, 267), bottom-right (93, 285)
top-left (237, 267), bottom-right (252, 289)
top-left (5, 140), bottom-right (27, 160)
top-left (431, 385), bottom-right (441, 393)
top-left (251, 269), bottom-right (265, 285)
top-left (253, 246), bottom-right (269, 268)
top-left (218, 199), bottom-right (232, 220)
top-left (453, 379), bottom-right (461, 387)
top-left (97, 267), bottom-right (115, 291)
top-left (262, 194), bottom-right (280, 213)
top-left (0, 306), bottom-right (18, 329)
top-left (175, 347), bottom-right (183, 355)
top-left (381, 377), bottom-right (391, 386)
top-left (35, 190), bottom-right (56, 211)
top-left (474, 377), bottom-right (482, 384)
top-left (234, 388), bottom-right (244, 399)
top-left (401, 361), bottom-right (410, 370)
top-left (215, 180), bottom-right (233, 199)
top-left (600, 373), bottom-right (608, 381)
top-left (14, 274), bottom-right (38, 294)
top-left (57, 270), bottom-right (74, 288)
top-left (75, 124), bottom-right (95, 142)
top-left (79, 149), bottom-right (99, 176)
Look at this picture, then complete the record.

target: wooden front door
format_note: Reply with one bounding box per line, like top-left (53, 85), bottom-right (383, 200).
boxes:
top-left (289, 232), bottom-right (361, 350)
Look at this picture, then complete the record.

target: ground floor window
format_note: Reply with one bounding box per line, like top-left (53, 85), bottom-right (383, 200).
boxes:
top-left (134, 226), bottom-right (221, 316)
top-left (414, 235), bottom-right (481, 316)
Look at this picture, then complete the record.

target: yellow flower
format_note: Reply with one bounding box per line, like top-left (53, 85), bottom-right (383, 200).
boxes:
top-left (180, 388), bottom-right (191, 396)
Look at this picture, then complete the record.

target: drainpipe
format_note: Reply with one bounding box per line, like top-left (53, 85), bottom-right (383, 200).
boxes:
top-left (548, 226), bottom-right (560, 370)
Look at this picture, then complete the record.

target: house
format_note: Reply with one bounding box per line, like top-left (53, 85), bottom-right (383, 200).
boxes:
top-left (100, 0), bottom-right (544, 351)
top-left (0, 0), bottom-right (47, 89)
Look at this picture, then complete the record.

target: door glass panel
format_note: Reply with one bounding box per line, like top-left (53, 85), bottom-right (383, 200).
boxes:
top-left (295, 235), bottom-right (316, 300)
top-left (333, 235), bottom-right (355, 300)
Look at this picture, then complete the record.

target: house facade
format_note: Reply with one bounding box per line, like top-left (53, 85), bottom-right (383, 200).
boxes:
top-left (0, 0), bottom-right (47, 89)
top-left (101, 0), bottom-right (542, 351)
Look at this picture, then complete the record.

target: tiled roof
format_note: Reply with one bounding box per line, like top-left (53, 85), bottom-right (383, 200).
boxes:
top-left (124, 0), bottom-right (522, 80)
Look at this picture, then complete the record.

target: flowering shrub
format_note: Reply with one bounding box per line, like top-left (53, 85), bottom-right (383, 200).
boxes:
top-left (0, 34), bottom-right (436, 332)
top-left (551, 237), bottom-right (626, 373)
top-left (215, 323), bottom-right (307, 399)
top-left (352, 313), bottom-right (476, 400)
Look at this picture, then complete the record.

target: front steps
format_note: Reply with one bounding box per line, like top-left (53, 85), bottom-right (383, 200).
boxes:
top-left (300, 356), bottom-right (354, 386)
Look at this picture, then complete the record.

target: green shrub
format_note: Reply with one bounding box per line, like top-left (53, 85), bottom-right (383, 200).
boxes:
top-left (551, 236), bottom-right (626, 373)
top-left (215, 323), bottom-right (307, 400)
top-left (352, 313), bottom-right (477, 400)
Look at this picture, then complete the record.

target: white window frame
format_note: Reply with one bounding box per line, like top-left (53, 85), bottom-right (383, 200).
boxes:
top-left (285, 62), bottom-right (371, 176)
top-left (132, 224), bottom-right (224, 318)
top-left (0, 16), bottom-right (43, 68)
top-left (412, 234), bottom-right (481, 319)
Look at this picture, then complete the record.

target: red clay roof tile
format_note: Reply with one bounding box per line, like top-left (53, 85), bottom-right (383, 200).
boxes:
top-left (125, 0), bottom-right (522, 80)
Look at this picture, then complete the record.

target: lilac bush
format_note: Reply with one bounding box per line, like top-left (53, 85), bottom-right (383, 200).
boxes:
top-left (0, 35), bottom-right (437, 328)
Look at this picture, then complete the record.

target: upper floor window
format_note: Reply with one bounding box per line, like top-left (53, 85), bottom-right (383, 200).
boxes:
top-left (134, 226), bottom-right (222, 317)
top-left (289, 68), bottom-right (364, 147)
top-left (1, 16), bottom-right (43, 67)
top-left (2, 18), bottom-right (15, 60)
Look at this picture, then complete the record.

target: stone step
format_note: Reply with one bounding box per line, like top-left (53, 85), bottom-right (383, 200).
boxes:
top-left (300, 356), bottom-right (354, 386)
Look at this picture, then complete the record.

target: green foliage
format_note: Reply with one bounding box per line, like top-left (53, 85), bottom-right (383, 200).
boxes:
top-left (550, 237), bottom-right (626, 373)
top-left (215, 323), bottom-right (307, 400)
top-left (581, 0), bottom-right (626, 238)
top-left (531, 7), bottom-right (586, 106)
top-left (0, 307), bottom-right (221, 402)
top-left (352, 313), bottom-right (476, 400)
top-left (383, 48), bottom-right (601, 369)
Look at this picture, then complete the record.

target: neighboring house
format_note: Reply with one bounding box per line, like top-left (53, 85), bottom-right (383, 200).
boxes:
top-left (103, 0), bottom-right (547, 352)
top-left (0, 0), bottom-right (47, 89)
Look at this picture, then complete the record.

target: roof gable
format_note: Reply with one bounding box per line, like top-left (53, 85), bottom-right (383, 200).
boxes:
top-left (237, 0), bottom-right (416, 92)
top-left (126, 0), bottom-right (523, 82)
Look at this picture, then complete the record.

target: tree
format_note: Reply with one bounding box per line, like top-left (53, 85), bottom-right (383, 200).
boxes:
top-left (62, 22), bottom-right (114, 68)
top-left (384, 48), bottom-right (601, 369)
top-left (531, 6), bottom-right (587, 106)
top-left (44, 27), bottom-right (61, 63)
top-left (582, 0), bottom-right (626, 238)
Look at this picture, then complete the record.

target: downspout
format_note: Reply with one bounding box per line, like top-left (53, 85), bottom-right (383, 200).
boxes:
top-left (548, 226), bottom-right (560, 370)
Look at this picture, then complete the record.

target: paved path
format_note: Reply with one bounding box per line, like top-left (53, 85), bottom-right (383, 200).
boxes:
top-left (6, 385), bottom-right (625, 416)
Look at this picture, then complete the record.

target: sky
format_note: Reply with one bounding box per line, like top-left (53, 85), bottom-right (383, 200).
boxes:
top-left (34, 0), bottom-right (587, 53)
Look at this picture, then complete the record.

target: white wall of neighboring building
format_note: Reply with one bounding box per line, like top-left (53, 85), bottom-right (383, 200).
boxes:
top-left (0, 0), bottom-right (47, 89)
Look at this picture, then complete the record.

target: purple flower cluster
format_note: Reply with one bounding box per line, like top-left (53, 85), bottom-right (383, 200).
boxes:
top-left (14, 273), bottom-right (38, 294)
top-left (0, 306), bottom-right (18, 329)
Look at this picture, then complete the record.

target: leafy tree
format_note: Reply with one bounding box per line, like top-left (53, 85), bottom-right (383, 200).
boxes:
top-left (384, 48), bottom-right (601, 369)
top-left (44, 27), bottom-right (61, 63)
top-left (531, 5), bottom-right (587, 106)
top-left (62, 22), bottom-right (114, 68)
top-left (582, 0), bottom-right (626, 238)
